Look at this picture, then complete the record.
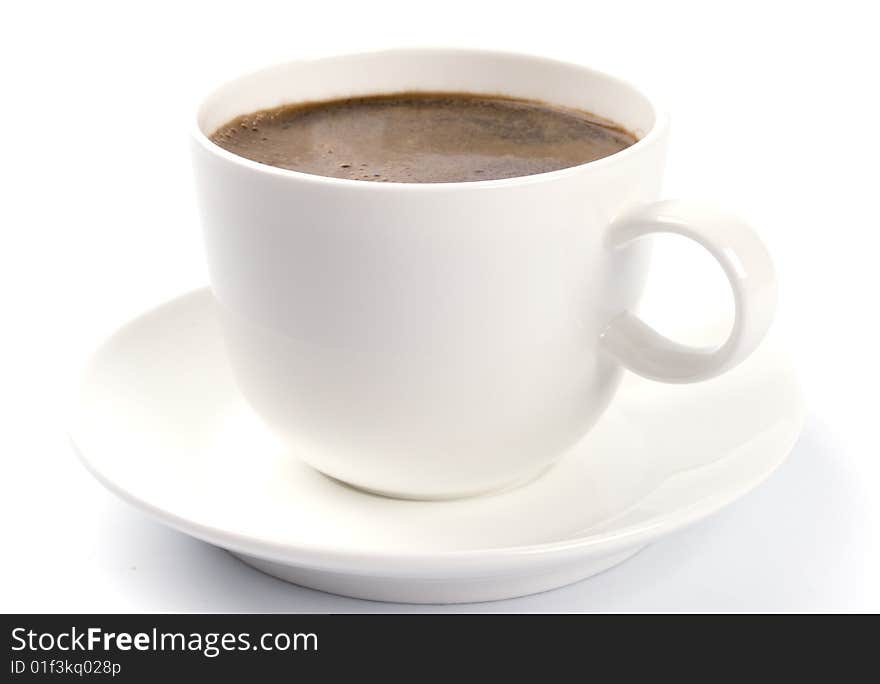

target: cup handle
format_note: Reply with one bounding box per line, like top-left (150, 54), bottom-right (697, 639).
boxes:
top-left (600, 199), bottom-right (777, 383)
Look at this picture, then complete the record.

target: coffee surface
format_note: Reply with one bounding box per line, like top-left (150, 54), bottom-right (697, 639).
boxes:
top-left (210, 93), bottom-right (637, 183)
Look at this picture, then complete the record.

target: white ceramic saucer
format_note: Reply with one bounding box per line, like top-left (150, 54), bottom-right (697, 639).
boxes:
top-left (70, 288), bottom-right (804, 604)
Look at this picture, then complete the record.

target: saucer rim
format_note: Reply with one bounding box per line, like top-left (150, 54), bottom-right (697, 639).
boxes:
top-left (69, 287), bottom-right (805, 576)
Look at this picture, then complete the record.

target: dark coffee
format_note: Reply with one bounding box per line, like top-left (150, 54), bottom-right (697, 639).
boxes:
top-left (209, 93), bottom-right (637, 183)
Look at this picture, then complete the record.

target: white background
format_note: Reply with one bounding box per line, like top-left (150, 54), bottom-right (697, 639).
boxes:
top-left (1, 0), bottom-right (877, 612)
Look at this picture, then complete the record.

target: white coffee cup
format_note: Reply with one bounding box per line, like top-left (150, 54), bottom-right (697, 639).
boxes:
top-left (191, 49), bottom-right (776, 500)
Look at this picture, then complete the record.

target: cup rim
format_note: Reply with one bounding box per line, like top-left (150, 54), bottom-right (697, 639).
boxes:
top-left (191, 47), bottom-right (670, 191)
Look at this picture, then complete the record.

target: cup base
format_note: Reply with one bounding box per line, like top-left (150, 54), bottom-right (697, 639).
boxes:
top-left (318, 461), bottom-right (557, 502)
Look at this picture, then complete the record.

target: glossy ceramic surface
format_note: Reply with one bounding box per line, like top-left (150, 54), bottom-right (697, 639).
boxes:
top-left (70, 289), bottom-right (804, 603)
top-left (191, 49), bottom-right (777, 498)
